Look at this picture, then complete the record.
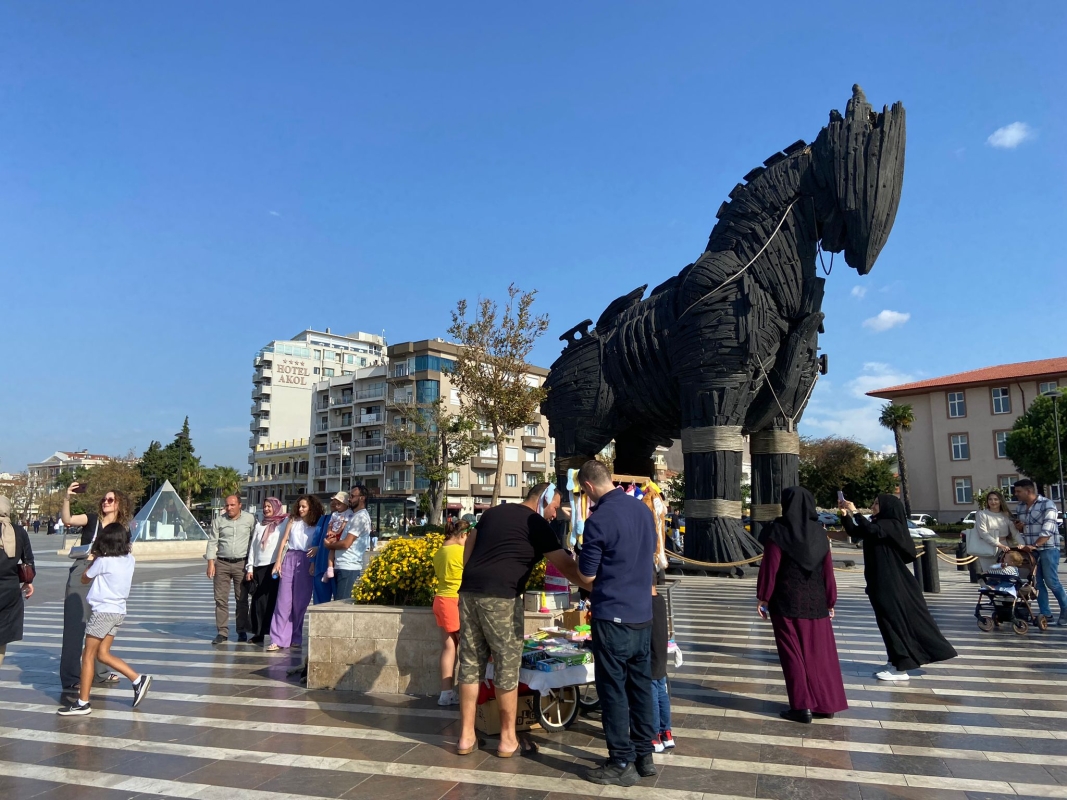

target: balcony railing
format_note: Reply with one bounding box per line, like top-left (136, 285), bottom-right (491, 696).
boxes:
top-left (391, 392), bottom-right (413, 405)
top-left (350, 464), bottom-right (384, 476)
top-left (352, 437), bottom-right (383, 450)
top-left (522, 435), bottom-right (547, 449)
top-left (354, 413), bottom-right (384, 426)
top-left (355, 387), bottom-right (385, 401)
top-left (386, 479), bottom-right (413, 492)
top-left (384, 449), bottom-right (413, 463)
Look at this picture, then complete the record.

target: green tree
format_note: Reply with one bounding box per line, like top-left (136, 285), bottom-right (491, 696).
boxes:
top-left (387, 398), bottom-right (488, 525)
top-left (82, 457), bottom-right (147, 511)
top-left (1006, 391), bottom-right (1067, 490)
top-left (139, 440), bottom-right (172, 491)
top-left (878, 402), bottom-right (915, 515)
top-left (799, 436), bottom-right (898, 508)
top-left (179, 461), bottom-right (206, 507)
top-left (448, 284), bottom-right (549, 505)
top-left (665, 472), bottom-right (685, 504)
top-left (206, 466), bottom-right (243, 498)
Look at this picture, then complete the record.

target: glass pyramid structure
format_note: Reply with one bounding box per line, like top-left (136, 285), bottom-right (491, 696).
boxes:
top-left (131, 480), bottom-right (208, 542)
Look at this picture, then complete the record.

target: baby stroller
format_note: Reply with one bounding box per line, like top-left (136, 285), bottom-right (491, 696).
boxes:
top-left (974, 548), bottom-right (1046, 634)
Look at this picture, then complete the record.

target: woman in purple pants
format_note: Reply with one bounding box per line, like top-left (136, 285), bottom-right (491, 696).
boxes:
top-left (267, 495), bottom-right (323, 652)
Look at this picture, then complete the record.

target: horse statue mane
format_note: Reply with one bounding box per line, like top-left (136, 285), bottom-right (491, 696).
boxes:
top-left (543, 86), bottom-right (906, 568)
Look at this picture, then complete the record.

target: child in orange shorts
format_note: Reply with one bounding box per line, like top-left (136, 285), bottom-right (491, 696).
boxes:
top-left (433, 519), bottom-right (468, 706)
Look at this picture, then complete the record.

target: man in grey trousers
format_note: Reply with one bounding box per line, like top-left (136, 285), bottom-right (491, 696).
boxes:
top-left (206, 495), bottom-right (256, 645)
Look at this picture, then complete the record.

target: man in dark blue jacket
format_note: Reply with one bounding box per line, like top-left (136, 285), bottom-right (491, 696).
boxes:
top-left (577, 460), bottom-right (656, 786)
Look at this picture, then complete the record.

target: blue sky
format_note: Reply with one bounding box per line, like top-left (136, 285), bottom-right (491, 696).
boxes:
top-left (1, 2), bottom-right (1063, 472)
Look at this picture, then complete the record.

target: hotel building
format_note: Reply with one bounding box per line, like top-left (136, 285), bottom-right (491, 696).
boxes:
top-left (246, 328), bottom-right (385, 507)
top-left (868, 357), bottom-right (1067, 521)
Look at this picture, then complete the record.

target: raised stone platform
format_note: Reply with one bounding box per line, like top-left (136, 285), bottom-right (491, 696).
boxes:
top-left (307, 601), bottom-right (553, 695)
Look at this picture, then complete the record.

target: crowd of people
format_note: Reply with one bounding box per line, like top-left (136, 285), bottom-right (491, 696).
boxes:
top-left (11, 469), bottom-right (1067, 782)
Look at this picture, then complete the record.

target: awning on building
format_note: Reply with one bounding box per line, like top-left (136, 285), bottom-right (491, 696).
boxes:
top-left (474, 503), bottom-right (491, 511)
top-left (446, 503), bottom-right (463, 511)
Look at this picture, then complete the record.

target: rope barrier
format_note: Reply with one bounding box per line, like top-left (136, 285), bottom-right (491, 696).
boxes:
top-left (669, 552), bottom-right (765, 569)
top-left (935, 551), bottom-right (979, 566)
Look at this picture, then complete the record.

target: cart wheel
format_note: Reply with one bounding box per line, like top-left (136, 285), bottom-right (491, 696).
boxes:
top-left (1038, 615), bottom-right (1049, 631)
top-left (536, 686), bottom-right (579, 732)
top-left (1012, 619), bottom-right (1029, 635)
top-left (976, 616), bottom-right (994, 632)
top-left (578, 683), bottom-right (601, 713)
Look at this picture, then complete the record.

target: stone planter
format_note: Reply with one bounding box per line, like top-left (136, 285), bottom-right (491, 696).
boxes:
top-left (307, 601), bottom-right (553, 695)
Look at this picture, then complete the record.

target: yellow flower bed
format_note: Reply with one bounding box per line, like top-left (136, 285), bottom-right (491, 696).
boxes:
top-left (354, 534), bottom-right (443, 607)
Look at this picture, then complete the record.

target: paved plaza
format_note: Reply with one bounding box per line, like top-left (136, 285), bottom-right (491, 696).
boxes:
top-left (2, 559), bottom-right (1067, 800)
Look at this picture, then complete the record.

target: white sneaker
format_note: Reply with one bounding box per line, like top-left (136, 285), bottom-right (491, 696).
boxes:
top-left (874, 668), bottom-right (910, 682)
top-left (438, 690), bottom-right (455, 706)
top-left (450, 691), bottom-right (460, 705)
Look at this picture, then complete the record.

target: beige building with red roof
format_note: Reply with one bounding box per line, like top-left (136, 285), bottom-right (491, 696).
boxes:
top-left (27, 450), bottom-right (114, 492)
top-left (868, 357), bottom-right (1067, 521)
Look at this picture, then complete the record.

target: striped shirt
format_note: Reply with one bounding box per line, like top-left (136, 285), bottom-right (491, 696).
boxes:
top-left (1014, 495), bottom-right (1060, 550)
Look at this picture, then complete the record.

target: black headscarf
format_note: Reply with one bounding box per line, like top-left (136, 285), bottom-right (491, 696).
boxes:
top-left (871, 493), bottom-right (917, 562)
top-left (758, 486), bottom-right (829, 572)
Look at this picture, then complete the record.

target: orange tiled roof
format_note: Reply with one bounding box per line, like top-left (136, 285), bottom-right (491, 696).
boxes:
top-left (868, 357), bottom-right (1067, 398)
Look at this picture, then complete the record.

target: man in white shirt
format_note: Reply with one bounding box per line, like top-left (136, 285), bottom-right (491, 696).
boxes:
top-left (327, 485), bottom-right (372, 601)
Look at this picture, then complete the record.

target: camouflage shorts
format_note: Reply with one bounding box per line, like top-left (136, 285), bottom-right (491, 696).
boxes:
top-left (457, 593), bottom-right (524, 691)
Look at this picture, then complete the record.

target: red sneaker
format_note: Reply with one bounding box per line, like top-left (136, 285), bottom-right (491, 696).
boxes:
top-left (652, 735), bottom-right (664, 754)
top-left (661, 730), bottom-right (675, 750)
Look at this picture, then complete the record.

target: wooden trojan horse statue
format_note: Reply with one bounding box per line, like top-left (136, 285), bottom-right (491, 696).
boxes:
top-left (543, 86), bottom-right (905, 568)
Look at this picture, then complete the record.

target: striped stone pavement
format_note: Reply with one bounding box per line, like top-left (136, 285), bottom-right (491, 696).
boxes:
top-left (2, 562), bottom-right (1067, 800)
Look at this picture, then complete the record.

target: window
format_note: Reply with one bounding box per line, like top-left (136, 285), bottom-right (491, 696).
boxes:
top-left (341, 413), bottom-right (352, 426)
top-left (524, 448), bottom-right (539, 461)
top-left (479, 444), bottom-right (498, 458)
top-left (1039, 381), bottom-right (1059, 395)
top-left (947, 391), bottom-right (966, 418)
top-left (416, 380), bottom-right (440, 403)
top-left (336, 352), bottom-right (343, 362)
top-left (313, 367), bottom-right (320, 375)
top-left (954, 477), bottom-right (973, 504)
top-left (506, 474), bottom-right (518, 487)
top-left (550, 453), bottom-right (556, 467)
top-left (475, 470), bottom-right (493, 485)
top-left (525, 424), bottom-right (540, 436)
top-left (1051, 484), bottom-right (1064, 502)
top-left (995, 431), bottom-right (1010, 459)
top-left (324, 368), bottom-right (335, 377)
top-left (998, 474), bottom-right (1019, 499)
top-left (505, 447), bottom-right (519, 462)
top-left (450, 388), bottom-right (461, 405)
top-left (313, 349), bottom-right (321, 359)
top-left (525, 375), bottom-right (540, 388)
top-left (413, 355), bottom-right (457, 373)
top-left (992, 387), bottom-right (1012, 415)
top-left (950, 434), bottom-right (969, 461)
top-left (448, 471), bottom-right (461, 489)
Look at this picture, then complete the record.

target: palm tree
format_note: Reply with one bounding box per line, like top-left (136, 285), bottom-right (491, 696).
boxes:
top-left (210, 466), bottom-right (243, 498)
top-left (179, 462), bottom-right (205, 507)
top-left (879, 402), bottom-right (916, 515)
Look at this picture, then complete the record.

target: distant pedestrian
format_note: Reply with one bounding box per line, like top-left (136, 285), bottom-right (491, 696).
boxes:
top-left (0, 496), bottom-right (35, 668)
top-left (575, 460), bottom-right (657, 786)
top-left (839, 494), bottom-right (956, 681)
top-left (309, 493), bottom-right (350, 604)
top-left (32, 519), bottom-right (40, 535)
top-left (206, 495), bottom-right (256, 645)
top-left (60, 483), bottom-right (131, 694)
top-left (325, 486), bottom-right (371, 602)
top-left (245, 498), bottom-right (285, 644)
top-left (757, 487), bottom-right (847, 724)
top-left (433, 518), bottom-right (467, 706)
top-left (1013, 479), bottom-right (1067, 625)
top-left (57, 523), bottom-right (151, 716)
top-left (268, 495), bottom-right (323, 651)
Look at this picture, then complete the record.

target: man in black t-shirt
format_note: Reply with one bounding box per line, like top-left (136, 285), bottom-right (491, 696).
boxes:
top-left (455, 482), bottom-right (589, 757)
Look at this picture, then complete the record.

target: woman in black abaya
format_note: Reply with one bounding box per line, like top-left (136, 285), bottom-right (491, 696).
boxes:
top-left (839, 494), bottom-right (956, 681)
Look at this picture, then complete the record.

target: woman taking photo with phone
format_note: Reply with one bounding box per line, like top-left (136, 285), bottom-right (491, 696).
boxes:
top-left (838, 494), bottom-right (956, 682)
top-left (268, 494), bottom-right (323, 651)
top-left (60, 483), bottom-right (132, 694)
top-left (0, 495), bottom-right (35, 668)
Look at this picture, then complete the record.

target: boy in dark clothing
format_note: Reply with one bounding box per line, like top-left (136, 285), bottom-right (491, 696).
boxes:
top-left (651, 574), bottom-right (675, 752)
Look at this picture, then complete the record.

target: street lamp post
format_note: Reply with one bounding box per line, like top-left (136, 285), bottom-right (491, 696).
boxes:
top-left (1043, 390), bottom-right (1066, 516)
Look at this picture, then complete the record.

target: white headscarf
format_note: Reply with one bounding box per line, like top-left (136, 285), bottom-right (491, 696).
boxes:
top-left (0, 495), bottom-right (14, 558)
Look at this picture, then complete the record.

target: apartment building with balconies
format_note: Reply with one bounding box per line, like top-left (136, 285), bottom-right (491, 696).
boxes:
top-left (305, 339), bottom-right (555, 516)
top-left (246, 328), bottom-right (385, 508)
top-left (868, 357), bottom-right (1067, 521)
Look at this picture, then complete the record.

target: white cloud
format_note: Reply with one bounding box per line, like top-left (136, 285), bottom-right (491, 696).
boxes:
top-left (850, 285), bottom-right (867, 299)
top-left (987, 122), bottom-right (1034, 149)
top-left (800, 363), bottom-right (916, 451)
top-left (862, 310), bottom-right (910, 332)
top-left (268, 210), bottom-right (282, 217)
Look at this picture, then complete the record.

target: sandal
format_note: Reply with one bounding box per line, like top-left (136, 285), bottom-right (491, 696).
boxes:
top-left (96, 673), bottom-right (120, 684)
top-left (456, 741), bottom-right (479, 756)
top-left (265, 644), bottom-right (283, 652)
top-left (497, 736), bottom-right (539, 758)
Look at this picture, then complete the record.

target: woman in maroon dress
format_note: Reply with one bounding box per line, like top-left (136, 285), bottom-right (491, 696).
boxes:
top-left (756, 486), bottom-right (847, 724)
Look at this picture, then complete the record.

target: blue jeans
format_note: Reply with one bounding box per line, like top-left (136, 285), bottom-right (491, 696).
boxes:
top-left (590, 619), bottom-right (655, 765)
top-left (333, 569), bottom-right (362, 602)
top-left (1035, 547), bottom-right (1067, 618)
top-left (651, 676), bottom-right (671, 735)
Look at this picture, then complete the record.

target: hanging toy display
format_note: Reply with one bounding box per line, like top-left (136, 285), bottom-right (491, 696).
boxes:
top-left (642, 480), bottom-right (669, 570)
